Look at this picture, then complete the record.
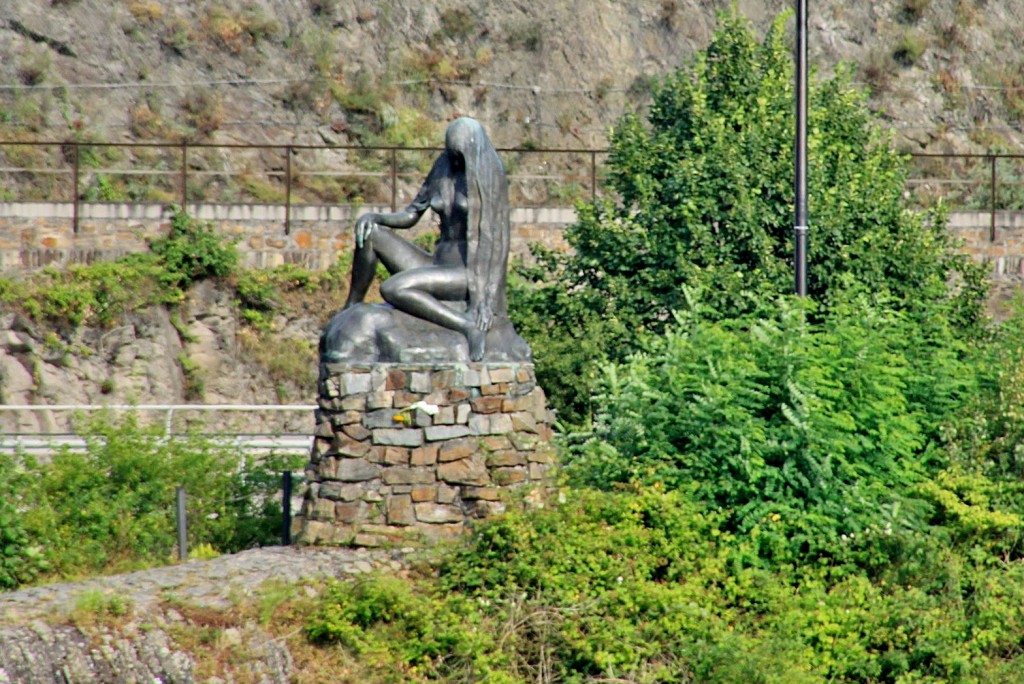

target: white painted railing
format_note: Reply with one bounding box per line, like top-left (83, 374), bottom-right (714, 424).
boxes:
top-left (0, 404), bottom-right (316, 454)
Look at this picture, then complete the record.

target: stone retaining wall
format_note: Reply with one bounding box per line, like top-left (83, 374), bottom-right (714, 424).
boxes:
top-left (0, 202), bottom-right (574, 274)
top-left (296, 362), bottom-right (555, 547)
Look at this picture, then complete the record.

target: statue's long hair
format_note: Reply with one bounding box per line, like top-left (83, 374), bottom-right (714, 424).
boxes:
top-left (438, 118), bottom-right (510, 317)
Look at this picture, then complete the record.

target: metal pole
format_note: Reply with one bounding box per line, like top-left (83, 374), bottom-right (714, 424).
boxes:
top-left (180, 142), bottom-right (187, 211)
top-left (71, 143), bottom-right (80, 234)
top-left (175, 486), bottom-right (188, 561)
top-left (281, 470), bottom-right (292, 545)
top-left (390, 148), bottom-right (398, 212)
top-left (590, 150), bottom-right (597, 200)
top-left (794, 0), bottom-right (809, 297)
top-left (990, 155), bottom-right (997, 241)
top-left (285, 145), bottom-right (292, 235)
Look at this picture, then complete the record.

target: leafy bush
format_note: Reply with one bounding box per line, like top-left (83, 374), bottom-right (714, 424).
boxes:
top-left (0, 413), bottom-right (300, 584)
top-left (151, 206), bottom-right (239, 293)
top-left (509, 9), bottom-right (987, 424)
top-left (0, 492), bottom-right (47, 589)
top-left (308, 488), bottom-right (1024, 683)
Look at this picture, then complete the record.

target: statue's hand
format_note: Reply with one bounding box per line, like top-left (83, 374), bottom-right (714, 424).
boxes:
top-left (355, 214), bottom-right (379, 249)
top-left (471, 301), bottom-right (494, 331)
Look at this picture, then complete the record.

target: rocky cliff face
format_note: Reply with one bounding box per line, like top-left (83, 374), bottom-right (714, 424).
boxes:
top-left (1, 0), bottom-right (1021, 156)
top-left (0, 280), bottom-right (321, 435)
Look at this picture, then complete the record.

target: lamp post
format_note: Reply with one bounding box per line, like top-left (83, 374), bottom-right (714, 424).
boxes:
top-left (794, 0), bottom-right (809, 296)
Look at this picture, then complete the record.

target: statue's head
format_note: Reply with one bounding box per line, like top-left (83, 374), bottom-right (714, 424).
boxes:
top-left (445, 117), bottom-right (485, 162)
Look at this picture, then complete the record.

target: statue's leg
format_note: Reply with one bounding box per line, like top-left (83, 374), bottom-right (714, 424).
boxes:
top-left (379, 266), bottom-right (486, 360)
top-left (343, 227), bottom-right (431, 309)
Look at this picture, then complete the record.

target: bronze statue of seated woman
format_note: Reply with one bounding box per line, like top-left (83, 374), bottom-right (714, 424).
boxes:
top-left (320, 117), bottom-right (530, 365)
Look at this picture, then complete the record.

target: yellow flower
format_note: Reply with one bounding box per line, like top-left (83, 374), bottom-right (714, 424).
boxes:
top-left (770, 513), bottom-right (781, 522)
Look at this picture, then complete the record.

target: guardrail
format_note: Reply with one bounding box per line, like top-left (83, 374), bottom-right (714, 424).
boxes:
top-left (2, 140), bottom-right (1023, 239)
top-left (0, 403), bottom-right (316, 454)
top-left (0, 140), bottom-right (609, 234)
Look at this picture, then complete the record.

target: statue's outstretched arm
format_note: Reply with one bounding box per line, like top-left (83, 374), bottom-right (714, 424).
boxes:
top-left (354, 180), bottom-right (432, 248)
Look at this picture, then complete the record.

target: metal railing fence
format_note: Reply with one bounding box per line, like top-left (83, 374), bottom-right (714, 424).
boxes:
top-left (2, 139), bottom-right (1023, 239)
top-left (0, 403), bottom-right (316, 454)
top-left (0, 140), bottom-right (609, 234)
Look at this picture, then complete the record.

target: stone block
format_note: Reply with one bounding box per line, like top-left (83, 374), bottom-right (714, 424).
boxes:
top-left (448, 388), bottom-right (471, 403)
top-left (492, 467), bottom-right (528, 485)
top-left (384, 446), bottom-right (410, 465)
top-left (460, 486), bottom-right (502, 501)
top-left (335, 500), bottom-right (370, 523)
top-left (530, 462), bottom-right (552, 480)
top-left (314, 420), bottom-right (334, 438)
top-left (341, 372), bottom-right (372, 395)
top-left (439, 438), bottom-right (476, 462)
top-left (431, 369), bottom-right (456, 390)
top-left (516, 366), bottom-right (534, 383)
top-left (456, 404), bottom-right (472, 424)
top-left (310, 437), bottom-right (331, 460)
top-left (329, 410), bottom-right (363, 426)
top-left (340, 395), bottom-right (366, 411)
top-left (411, 485), bottom-right (437, 503)
top-left (527, 449), bottom-right (554, 464)
top-left (480, 383), bottom-right (503, 395)
top-left (319, 482), bottom-right (366, 501)
top-left (414, 408), bottom-right (434, 428)
top-left (331, 459), bottom-right (381, 482)
top-left (372, 428), bottom-right (424, 447)
top-left (470, 413), bottom-right (513, 435)
top-left (386, 494), bottom-right (416, 526)
top-left (479, 435), bottom-right (511, 451)
top-left (391, 390), bottom-right (419, 408)
top-left (386, 368), bottom-right (407, 390)
top-left (342, 423), bottom-right (372, 441)
top-left (382, 467), bottom-right (436, 485)
top-left (366, 390), bottom-right (394, 409)
top-left (366, 408), bottom-right (401, 428)
top-left (487, 450), bottom-right (527, 467)
top-left (470, 500), bottom-right (506, 518)
top-left (333, 436), bottom-right (372, 458)
top-left (470, 396), bottom-right (504, 414)
top-left (414, 502), bottom-right (464, 524)
top-left (489, 414), bottom-right (514, 434)
top-left (488, 367), bottom-right (516, 383)
top-left (410, 445), bottom-right (439, 466)
top-left (510, 412), bottom-right (539, 434)
top-left (353, 533), bottom-right (388, 547)
top-left (312, 498), bottom-right (336, 520)
top-left (425, 424), bottom-right (472, 441)
top-left (410, 371), bottom-right (432, 393)
top-left (463, 367), bottom-right (482, 387)
top-left (434, 405), bottom-right (456, 425)
top-left (509, 433), bottom-right (540, 451)
top-left (437, 484), bottom-right (459, 503)
top-left (439, 455), bottom-right (489, 485)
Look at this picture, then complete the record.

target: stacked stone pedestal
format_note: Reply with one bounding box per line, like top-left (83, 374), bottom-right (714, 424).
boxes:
top-left (296, 362), bottom-right (555, 546)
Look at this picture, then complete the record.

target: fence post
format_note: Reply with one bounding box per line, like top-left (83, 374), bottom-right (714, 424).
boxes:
top-left (180, 141), bottom-right (188, 211)
top-left (990, 155), bottom-right (997, 242)
top-left (590, 150), bottom-right (597, 200)
top-left (175, 486), bottom-right (188, 561)
top-left (390, 148), bottom-right (398, 212)
top-left (71, 142), bottom-right (80, 234)
top-left (281, 470), bottom-right (292, 545)
top-left (285, 145), bottom-right (292, 235)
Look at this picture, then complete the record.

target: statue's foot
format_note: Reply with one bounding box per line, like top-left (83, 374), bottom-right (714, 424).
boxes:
top-left (467, 328), bottom-right (486, 362)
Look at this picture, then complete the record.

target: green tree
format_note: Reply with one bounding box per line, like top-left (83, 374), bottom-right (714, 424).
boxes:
top-left (510, 10), bottom-right (987, 425)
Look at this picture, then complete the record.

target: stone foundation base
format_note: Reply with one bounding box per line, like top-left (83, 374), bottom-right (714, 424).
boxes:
top-left (295, 362), bottom-right (555, 547)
